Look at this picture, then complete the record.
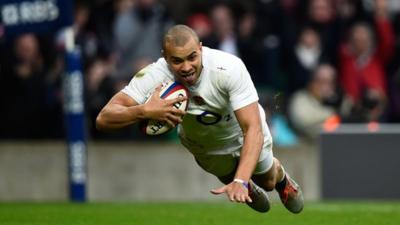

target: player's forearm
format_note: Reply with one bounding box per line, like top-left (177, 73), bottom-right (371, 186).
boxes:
top-left (235, 126), bottom-right (264, 182)
top-left (96, 104), bottom-right (146, 131)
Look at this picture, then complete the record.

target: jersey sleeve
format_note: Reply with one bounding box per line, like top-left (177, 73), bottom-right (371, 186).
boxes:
top-left (121, 60), bottom-right (170, 104)
top-left (225, 59), bottom-right (259, 111)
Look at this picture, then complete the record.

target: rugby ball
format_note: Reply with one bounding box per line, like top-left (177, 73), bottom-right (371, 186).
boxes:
top-left (140, 81), bottom-right (189, 135)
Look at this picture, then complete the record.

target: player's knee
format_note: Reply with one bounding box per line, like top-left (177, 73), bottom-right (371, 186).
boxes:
top-left (264, 159), bottom-right (283, 190)
top-left (273, 158), bottom-right (282, 173)
top-left (253, 158), bottom-right (283, 191)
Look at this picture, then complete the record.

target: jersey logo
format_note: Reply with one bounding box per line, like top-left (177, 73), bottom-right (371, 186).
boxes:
top-left (196, 111), bottom-right (222, 125)
top-left (196, 110), bottom-right (232, 126)
top-left (217, 66), bottom-right (226, 71)
top-left (192, 96), bottom-right (206, 105)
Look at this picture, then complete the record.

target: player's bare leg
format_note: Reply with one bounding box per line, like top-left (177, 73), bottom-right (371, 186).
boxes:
top-left (252, 158), bottom-right (304, 214)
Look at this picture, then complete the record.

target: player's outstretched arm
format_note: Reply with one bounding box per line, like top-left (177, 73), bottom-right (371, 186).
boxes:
top-left (96, 86), bottom-right (186, 131)
top-left (211, 102), bottom-right (263, 203)
top-left (233, 102), bottom-right (264, 183)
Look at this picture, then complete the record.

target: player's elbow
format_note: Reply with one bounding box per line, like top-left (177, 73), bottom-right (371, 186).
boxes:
top-left (95, 112), bottom-right (110, 131)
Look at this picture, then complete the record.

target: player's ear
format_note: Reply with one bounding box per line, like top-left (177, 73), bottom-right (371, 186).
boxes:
top-left (162, 49), bottom-right (170, 62)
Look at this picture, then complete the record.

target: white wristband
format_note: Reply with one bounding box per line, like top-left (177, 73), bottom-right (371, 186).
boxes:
top-left (233, 179), bottom-right (249, 189)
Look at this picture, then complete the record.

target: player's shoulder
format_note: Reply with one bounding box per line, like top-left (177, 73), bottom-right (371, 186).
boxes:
top-left (133, 57), bottom-right (172, 79)
top-left (150, 57), bottom-right (171, 74)
top-left (202, 47), bottom-right (244, 73)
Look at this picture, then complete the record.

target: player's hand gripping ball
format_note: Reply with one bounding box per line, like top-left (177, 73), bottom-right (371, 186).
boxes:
top-left (140, 81), bottom-right (189, 135)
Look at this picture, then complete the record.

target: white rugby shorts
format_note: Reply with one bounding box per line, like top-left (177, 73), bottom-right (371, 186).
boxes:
top-left (193, 143), bottom-right (274, 177)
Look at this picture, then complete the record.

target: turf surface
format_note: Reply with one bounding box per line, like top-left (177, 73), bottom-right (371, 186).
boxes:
top-left (0, 202), bottom-right (399, 225)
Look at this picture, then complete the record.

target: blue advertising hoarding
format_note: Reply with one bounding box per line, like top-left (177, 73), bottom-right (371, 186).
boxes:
top-left (0, 0), bottom-right (73, 36)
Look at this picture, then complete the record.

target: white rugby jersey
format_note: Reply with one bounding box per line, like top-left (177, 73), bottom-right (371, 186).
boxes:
top-left (122, 47), bottom-right (272, 155)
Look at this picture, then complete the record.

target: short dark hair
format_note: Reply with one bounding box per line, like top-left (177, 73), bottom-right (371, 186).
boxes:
top-left (162, 25), bottom-right (200, 52)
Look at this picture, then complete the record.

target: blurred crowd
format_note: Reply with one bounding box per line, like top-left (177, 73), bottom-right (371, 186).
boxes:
top-left (0, 0), bottom-right (399, 143)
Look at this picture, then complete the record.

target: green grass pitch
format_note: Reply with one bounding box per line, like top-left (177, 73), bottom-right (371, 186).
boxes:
top-left (0, 201), bottom-right (399, 225)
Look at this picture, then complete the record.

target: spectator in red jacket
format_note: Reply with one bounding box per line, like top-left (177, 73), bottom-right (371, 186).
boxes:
top-left (338, 0), bottom-right (395, 122)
